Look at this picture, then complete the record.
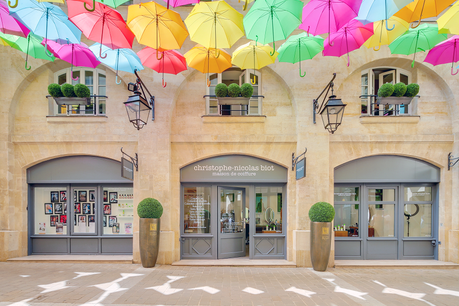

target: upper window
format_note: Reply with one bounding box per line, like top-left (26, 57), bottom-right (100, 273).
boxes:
top-left (51, 68), bottom-right (106, 116)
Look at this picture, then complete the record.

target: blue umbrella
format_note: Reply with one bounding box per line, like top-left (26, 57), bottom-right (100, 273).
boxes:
top-left (356, 0), bottom-right (414, 31)
top-left (9, 0), bottom-right (81, 57)
top-left (89, 43), bottom-right (144, 84)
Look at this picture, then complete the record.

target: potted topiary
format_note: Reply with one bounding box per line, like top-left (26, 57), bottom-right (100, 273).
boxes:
top-left (308, 201), bottom-right (335, 272)
top-left (48, 83), bottom-right (91, 105)
top-left (377, 82), bottom-right (419, 105)
top-left (137, 197), bottom-right (163, 268)
top-left (215, 82), bottom-right (252, 106)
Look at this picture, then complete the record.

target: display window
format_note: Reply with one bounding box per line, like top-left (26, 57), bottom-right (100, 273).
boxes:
top-left (183, 187), bottom-right (211, 234)
top-left (34, 187), bottom-right (68, 235)
top-left (103, 187), bottom-right (134, 235)
top-left (73, 188), bottom-right (97, 234)
top-left (254, 186), bottom-right (282, 234)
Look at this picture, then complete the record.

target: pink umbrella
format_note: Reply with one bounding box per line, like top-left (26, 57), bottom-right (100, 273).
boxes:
top-left (160, 0), bottom-right (199, 9)
top-left (299, 0), bottom-right (362, 45)
top-left (43, 39), bottom-right (100, 80)
top-left (0, 0), bottom-right (29, 37)
top-left (323, 19), bottom-right (373, 66)
top-left (424, 35), bottom-right (459, 76)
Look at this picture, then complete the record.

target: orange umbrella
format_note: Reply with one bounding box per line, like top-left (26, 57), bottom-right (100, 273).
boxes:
top-left (395, 0), bottom-right (456, 28)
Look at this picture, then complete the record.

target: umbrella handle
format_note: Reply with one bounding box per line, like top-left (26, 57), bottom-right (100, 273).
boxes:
top-left (373, 45), bottom-right (381, 51)
top-left (156, 50), bottom-right (164, 61)
top-left (251, 75), bottom-right (257, 85)
top-left (243, 0), bottom-right (248, 11)
top-left (99, 46), bottom-right (107, 59)
top-left (328, 36), bottom-right (334, 47)
top-left (162, 78), bottom-right (167, 88)
top-left (207, 79), bottom-right (211, 87)
top-left (452, 66), bottom-right (459, 76)
top-left (385, 19), bottom-right (395, 31)
top-left (84, 0), bottom-right (96, 12)
top-left (43, 40), bottom-right (54, 58)
top-left (8, 0), bottom-right (17, 8)
top-left (410, 20), bottom-right (421, 29)
top-left (116, 75), bottom-right (121, 84)
top-left (299, 67), bottom-right (306, 78)
top-left (347, 53), bottom-right (350, 67)
top-left (71, 69), bottom-right (79, 81)
top-left (270, 41), bottom-right (276, 56)
top-left (25, 60), bottom-right (31, 71)
top-left (214, 49), bottom-right (220, 59)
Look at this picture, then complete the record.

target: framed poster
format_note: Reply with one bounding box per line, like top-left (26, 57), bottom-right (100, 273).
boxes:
top-left (50, 215), bottom-right (58, 227)
top-left (103, 204), bottom-right (111, 215)
top-left (59, 215), bottom-right (67, 225)
top-left (109, 192), bottom-right (118, 203)
top-left (78, 191), bottom-right (87, 202)
top-left (88, 215), bottom-right (95, 223)
top-left (78, 215), bottom-right (86, 224)
top-left (44, 203), bottom-right (53, 215)
top-left (109, 216), bottom-right (117, 227)
top-left (103, 190), bottom-right (108, 203)
top-left (103, 216), bottom-right (107, 227)
top-left (60, 191), bottom-right (67, 202)
top-left (50, 191), bottom-right (59, 202)
top-left (82, 203), bottom-right (91, 214)
top-left (74, 203), bottom-right (81, 214)
top-left (89, 190), bottom-right (95, 202)
top-left (54, 203), bottom-right (63, 214)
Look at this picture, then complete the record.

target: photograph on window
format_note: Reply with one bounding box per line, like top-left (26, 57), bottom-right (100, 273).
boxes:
top-left (60, 191), bottom-right (67, 202)
top-left (89, 190), bottom-right (95, 202)
top-left (54, 203), bottom-right (63, 214)
top-left (50, 191), bottom-right (59, 202)
top-left (44, 203), bottom-right (53, 215)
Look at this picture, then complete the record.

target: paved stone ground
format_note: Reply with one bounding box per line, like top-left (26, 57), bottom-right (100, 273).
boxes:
top-left (0, 262), bottom-right (458, 306)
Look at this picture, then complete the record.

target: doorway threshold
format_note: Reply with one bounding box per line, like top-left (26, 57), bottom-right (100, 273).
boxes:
top-left (172, 257), bottom-right (296, 268)
top-left (335, 260), bottom-right (459, 269)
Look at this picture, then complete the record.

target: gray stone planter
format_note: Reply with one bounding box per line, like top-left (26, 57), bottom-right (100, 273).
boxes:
top-left (377, 96), bottom-right (413, 105)
top-left (53, 97), bottom-right (91, 105)
top-left (217, 97), bottom-right (250, 105)
top-left (310, 221), bottom-right (332, 271)
top-left (139, 218), bottom-right (161, 268)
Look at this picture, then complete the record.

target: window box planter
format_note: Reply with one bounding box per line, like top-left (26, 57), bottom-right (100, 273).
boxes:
top-left (377, 96), bottom-right (414, 105)
top-left (217, 97), bottom-right (250, 105)
top-left (53, 97), bottom-right (91, 106)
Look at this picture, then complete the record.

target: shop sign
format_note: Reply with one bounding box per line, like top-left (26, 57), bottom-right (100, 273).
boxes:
top-left (296, 158), bottom-right (305, 180)
top-left (121, 157), bottom-right (134, 181)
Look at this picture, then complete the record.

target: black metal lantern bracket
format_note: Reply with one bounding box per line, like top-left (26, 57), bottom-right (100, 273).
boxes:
top-left (313, 73), bottom-right (337, 125)
top-left (121, 147), bottom-right (138, 171)
top-left (292, 148), bottom-right (307, 171)
top-left (448, 152), bottom-right (459, 170)
top-left (128, 69), bottom-right (155, 122)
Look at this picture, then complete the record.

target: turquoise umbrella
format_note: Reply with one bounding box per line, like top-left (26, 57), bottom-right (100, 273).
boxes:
top-left (356, 0), bottom-right (414, 31)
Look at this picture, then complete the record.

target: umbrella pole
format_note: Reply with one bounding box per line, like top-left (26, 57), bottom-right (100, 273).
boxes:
top-left (99, 16), bottom-right (107, 59)
top-left (25, 34), bottom-right (31, 71)
top-left (328, 1), bottom-right (333, 47)
top-left (44, 9), bottom-right (54, 58)
top-left (452, 41), bottom-right (458, 76)
top-left (411, 0), bottom-right (426, 29)
top-left (71, 45), bottom-right (79, 81)
top-left (116, 49), bottom-right (121, 85)
top-left (162, 53), bottom-right (167, 88)
top-left (214, 13), bottom-right (220, 58)
top-left (206, 50), bottom-right (211, 87)
top-left (156, 18), bottom-right (164, 60)
top-left (298, 40), bottom-right (305, 77)
top-left (251, 46), bottom-right (257, 85)
top-left (373, 21), bottom-right (383, 51)
top-left (411, 32), bottom-right (420, 68)
top-left (345, 28), bottom-right (350, 67)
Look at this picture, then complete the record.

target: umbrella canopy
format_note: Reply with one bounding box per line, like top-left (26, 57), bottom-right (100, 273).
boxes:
top-left (89, 42), bottom-right (143, 84)
top-left (277, 33), bottom-right (324, 77)
top-left (437, 1), bottom-right (459, 34)
top-left (68, 0), bottom-right (135, 59)
top-left (395, 0), bottom-right (456, 28)
top-left (185, 0), bottom-right (244, 50)
top-left (82, 0), bottom-right (130, 10)
top-left (363, 16), bottom-right (409, 50)
top-left (424, 35), bottom-right (459, 75)
top-left (389, 23), bottom-right (447, 67)
top-left (127, 1), bottom-right (188, 60)
top-left (243, 0), bottom-right (303, 53)
top-left (356, 0), bottom-right (413, 30)
top-left (323, 19), bottom-right (374, 66)
top-left (159, 0), bottom-right (199, 9)
top-left (0, 0), bottom-right (29, 37)
top-left (184, 44), bottom-right (232, 74)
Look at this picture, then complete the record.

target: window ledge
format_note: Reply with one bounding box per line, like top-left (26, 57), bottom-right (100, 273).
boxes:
top-left (360, 115), bottom-right (420, 124)
top-left (47, 115), bottom-right (108, 123)
top-left (202, 115), bottom-right (266, 123)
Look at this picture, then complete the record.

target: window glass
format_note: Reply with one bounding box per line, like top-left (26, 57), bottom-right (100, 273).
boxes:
top-left (404, 204), bottom-right (432, 237)
top-left (400, 74), bottom-right (409, 85)
top-left (34, 187), bottom-right (68, 235)
top-left (73, 188), bottom-right (97, 234)
top-left (334, 204), bottom-right (359, 237)
top-left (220, 189), bottom-right (244, 233)
top-left (103, 187), bottom-right (133, 235)
top-left (368, 189), bottom-right (395, 202)
top-left (58, 73), bottom-right (66, 85)
top-left (71, 71), bottom-right (80, 85)
top-left (368, 204), bottom-right (395, 237)
top-left (382, 73), bottom-right (393, 83)
top-left (404, 187), bottom-right (432, 201)
top-left (184, 187), bottom-right (212, 234)
top-left (334, 187), bottom-right (359, 202)
top-left (255, 186), bottom-right (282, 233)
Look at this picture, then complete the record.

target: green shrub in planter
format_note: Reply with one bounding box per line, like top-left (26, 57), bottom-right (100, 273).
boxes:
top-left (377, 83), bottom-right (394, 97)
top-left (308, 202), bottom-right (335, 222)
top-left (48, 83), bottom-right (63, 97)
top-left (241, 83), bottom-right (254, 98)
top-left (392, 82), bottom-right (407, 97)
top-left (137, 198), bottom-right (163, 218)
top-left (74, 84), bottom-right (91, 98)
top-left (215, 83), bottom-right (228, 97)
top-left (405, 83), bottom-right (420, 97)
top-left (61, 83), bottom-right (76, 97)
top-left (228, 83), bottom-right (241, 97)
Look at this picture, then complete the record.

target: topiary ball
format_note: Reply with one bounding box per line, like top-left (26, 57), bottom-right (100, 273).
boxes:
top-left (228, 83), bottom-right (241, 97)
top-left (308, 202), bottom-right (335, 222)
top-left (137, 198), bottom-right (163, 218)
top-left (240, 83), bottom-right (254, 98)
top-left (392, 82), bottom-right (407, 97)
top-left (405, 83), bottom-right (420, 97)
top-left (48, 83), bottom-right (63, 97)
top-left (215, 83), bottom-right (228, 97)
top-left (377, 82), bottom-right (394, 97)
top-left (74, 84), bottom-right (91, 98)
top-left (61, 83), bottom-right (76, 97)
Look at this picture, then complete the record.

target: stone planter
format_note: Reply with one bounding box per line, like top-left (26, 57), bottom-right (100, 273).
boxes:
top-left (310, 221), bottom-right (332, 271)
top-left (53, 97), bottom-right (91, 105)
top-left (217, 97), bottom-right (250, 105)
top-left (377, 96), bottom-right (413, 105)
top-left (139, 218), bottom-right (161, 268)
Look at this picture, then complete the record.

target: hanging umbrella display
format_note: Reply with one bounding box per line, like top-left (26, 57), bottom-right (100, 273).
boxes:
top-left (299, 0), bottom-right (362, 45)
top-left (185, 0), bottom-right (244, 53)
top-left (0, 32), bottom-right (54, 69)
top-left (437, 1), bottom-right (459, 35)
top-left (356, 0), bottom-right (413, 30)
top-left (89, 43), bottom-right (144, 84)
top-left (83, 0), bottom-right (130, 11)
top-left (68, 0), bottom-right (135, 59)
top-left (0, 0), bottom-right (30, 37)
top-left (323, 19), bottom-right (374, 66)
top-left (137, 47), bottom-right (187, 88)
top-left (395, 0), bottom-right (455, 29)
top-left (9, 0), bottom-right (82, 55)
top-left (277, 33), bottom-right (324, 77)
top-left (243, 0), bottom-right (303, 55)
top-left (389, 23), bottom-right (447, 67)
top-left (127, 1), bottom-right (188, 60)
top-left (363, 16), bottom-right (409, 50)
top-left (424, 35), bottom-right (459, 75)
top-left (232, 40), bottom-right (278, 84)
top-left (159, 0), bottom-right (199, 9)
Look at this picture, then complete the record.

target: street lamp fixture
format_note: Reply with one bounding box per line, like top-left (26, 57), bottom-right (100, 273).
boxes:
top-left (124, 69), bottom-right (155, 130)
top-left (313, 73), bottom-right (347, 134)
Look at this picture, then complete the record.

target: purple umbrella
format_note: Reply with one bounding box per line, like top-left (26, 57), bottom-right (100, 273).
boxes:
top-left (0, 0), bottom-right (29, 37)
top-left (424, 35), bottom-right (459, 76)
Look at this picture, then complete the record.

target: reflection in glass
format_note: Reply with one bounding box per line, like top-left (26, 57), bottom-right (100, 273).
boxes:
top-left (404, 187), bottom-right (432, 202)
top-left (183, 187), bottom-right (211, 234)
top-left (220, 189), bottom-right (244, 233)
top-left (404, 204), bottom-right (432, 237)
top-left (334, 205), bottom-right (359, 237)
top-left (255, 186), bottom-right (282, 233)
top-left (368, 204), bottom-right (395, 237)
top-left (368, 189), bottom-right (395, 202)
top-left (334, 187), bottom-right (359, 202)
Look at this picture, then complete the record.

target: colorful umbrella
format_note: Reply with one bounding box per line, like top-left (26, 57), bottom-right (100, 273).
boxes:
top-left (243, 0), bottom-right (303, 54)
top-left (232, 40), bottom-right (278, 84)
top-left (159, 0), bottom-right (199, 9)
top-left (424, 35), bottom-right (459, 75)
top-left (68, 0), bottom-right (135, 59)
top-left (137, 47), bottom-right (187, 88)
top-left (127, 1), bottom-right (188, 60)
top-left (395, 0), bottom-right (455, 29)
top-left (437, 1), bottom-right (459, 35)
top-left (0, 0), bottom-right (29, 37)
top-left (277, 33), bottom-right (324, 77)
top-left (323, 19), bottom-right (374, 66)
top-left (9, 0), bottom-right (82, 55)
top-left (0, 32), bottom-right (54, 70)
top-left (389, 23), bottom-right (447, 67)
top-left (83, 0), bottom-right (130, 11)
top-left (299, 0), bottom-right (362, 45)
top-left (356, 0), bottom-right (413, 30)
top-left (185, 1), bottom-right (244, 52)
top-left (363, 16), bottom-right (409, 50)
top-left (89, 43), bottom-right (144, 84)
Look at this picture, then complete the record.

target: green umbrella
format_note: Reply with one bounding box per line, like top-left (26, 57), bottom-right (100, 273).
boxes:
top-left (84, 0), bottom-right (130, 11)
top-left (0, 32), bottom-right (55, 70)
top-left (277, 33), bottom-right (324, 77)
top-left (389, 23), bottom-right (447, 68)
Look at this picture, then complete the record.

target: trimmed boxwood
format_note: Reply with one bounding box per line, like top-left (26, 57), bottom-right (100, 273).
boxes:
top-left (48, 83), bottom-right (63, 97)
top-left (61, 83), bottom-right (76, 97)
top-left (74, 84), bottom-right (91, 98)
top-left (241, 83), bottom-right (253, 98)
top-left (215, 83), bottom-right (228, 97)
top-left (137, 198), bottom-right (163, 218)
top-left (228, 83), bottom-right (241, 97)
top-left (377, 82), bottom-right (394, 97)
top-left (392, 82), bottom-right (407, 97)
top-left (308, 202), bottom-right (335, 222)
top-left (405, 83), bottom-right (420, 97)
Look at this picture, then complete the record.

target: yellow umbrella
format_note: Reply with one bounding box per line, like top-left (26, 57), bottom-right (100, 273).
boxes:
top-left (127, 2), bottom-right (188, 60)
top-left (364, 16), bottom-right (409, 50)
top-left (395, 0), bottom-right (456, 28)
top-left (185, 0), bottom-right (244, 51)
top-left (232, 41), bottom-right (278, 84)
top-left (437, 1), bottom-right (459, 34)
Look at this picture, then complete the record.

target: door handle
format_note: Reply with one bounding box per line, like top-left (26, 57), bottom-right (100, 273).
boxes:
top-left (179, 237), bottom-right (185, 244)
top-left (431, 240), bottom-right (437, 247)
